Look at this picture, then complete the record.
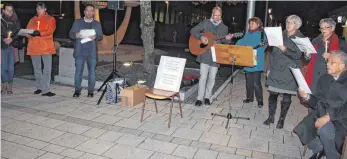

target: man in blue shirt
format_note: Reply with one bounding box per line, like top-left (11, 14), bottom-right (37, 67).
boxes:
top-left (69, 4), bottom-right (103, 97)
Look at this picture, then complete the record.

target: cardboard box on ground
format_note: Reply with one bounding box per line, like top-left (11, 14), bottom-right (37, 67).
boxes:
top-left (120, 85), bottom-right (146, 106)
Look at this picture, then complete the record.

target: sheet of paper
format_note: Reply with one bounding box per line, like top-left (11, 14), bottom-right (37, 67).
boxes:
top-left (291, 37), bottom-right (317, 54)
top-left (81, 38), bottom-right (92, 44)
top-left (253, 49), bottom-right (257, 66)
top-left (17, 29), bottom-right (34, 36)
top-left (290, 67), bottom-right (312, 94)
top-left (211, 46), bottom-right (217, 62)
top-left (264, 27), bottom-right (283, 47)
top-left (154, 56), bottom-right (186, 92)
top-left (80, 29), bottom-right (96, 38)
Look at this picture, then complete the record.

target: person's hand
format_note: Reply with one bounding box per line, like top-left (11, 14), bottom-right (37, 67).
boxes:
top-left (3, 38), bottom-right (12, 44)
top-left (225, 34), bottom-right (233, 40)
top-left (200, 36), bottom-right (208, 45)
top-left (76, 32), bottom-right (81, 38)
top-left (89, 35), bottom-right (96, 40)
top-left (278, 45), bottom-right (287, 52)
top-left (315, 114), bottom-right (330, 128)
top-left (323, 52), bottom-right (330, 60)
top-left (298, 87), bottom-right (308, 99)
top-left (31, 30), bottom-right (41, 37)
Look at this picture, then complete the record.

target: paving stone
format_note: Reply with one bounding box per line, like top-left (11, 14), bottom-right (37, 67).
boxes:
top-left (172, 145), bottom-right (198, 158)
top-left (191, 122), bottom-right (213, 131)
top-left (42, 144), bottom-right (67, 154)
top-left (25, 140), bottom-right (50, 149)
top-left (47, 113), bottom-right (68, 121)
top-left (117, 110), bottom-right (137, 118)
top-left (12, 113), bottom-right (35, 121)
top-left (217, 152), bottom-right (246, 159)
top-left (172, 127), bottom-right (203, 141)
top-left (117, 127), bottom-right (143, 136)
top-left (13, 136), bottom-right (35, 144)
top-left (227, 127), bottom-right (252, 139)
top-left (269, 142), bottom-right (301, 158)
top-left (210, 144), bottom-right (237, 154)
top-left (236, 148), bottom-right (252, 157)
top-left (1, 132), bottom-right (22, 141)
top-left (190, 141), bottom-right (211, 149)
top-left (153, 134), bottom-right (174, 142)
top-left (24, 125), bottom-right (66, 142)
top-left (252, 151), bottom-right (274, 159)
top-left (37, 152), bottom-right (65, 159)
top-left (138, 138), bottom-right (178, 154)
top-left (82, 128), bottom-right (107, 138)
top-left (50, 133), bottom-right (89, 148)
top-left (78, 153), bottom-right (109, 159)
top-left (138, 122), bottom-right (178, 136)
top-left (92, 114), bottom-right (123, 125)
top-left (59, 148), bottom-right (85, 158)
top-left (1, 140), bottom-right (46, 159)
top-left (75, 139), bottom-right (115, 155)
top-left (103, 144), bottom-right (154, 159)
top-left (228, 137), bottom-right (268, 153)
top-left (93, 107), bottom-right (122, 116)
top-left (115, 134), bottom-right (146, 146)
top-left (55, 123), bottom-right (91, 134)
top-left (198, 132), bottom-right (230, 146)
top-left (193, 149), bottom-right (219, 159)
top-left (251, 129), bottom-right (283, 143)
top-left (139, 131), bottom-right (156, 138)
top-left (97, 131), bottom-right (123, 142)
top-left (171, 137), bottom-right (192, 146)
top-left (1, 117), bottom-right (16, 126)
top-left (34, 110), bottom-right (53, 117)
top-left (150, 152), bottom-right (185, 159)
top-left (102, 124), bottom-right (123, 132)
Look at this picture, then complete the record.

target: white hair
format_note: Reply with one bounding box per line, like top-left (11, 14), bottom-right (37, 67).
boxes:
top-left (286, 15), bottom-right (302, 29)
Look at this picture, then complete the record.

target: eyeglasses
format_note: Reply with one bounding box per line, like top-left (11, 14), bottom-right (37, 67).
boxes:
top-left (319, 26), bottom-right (332, 31)
top-left (326, 61), bottom-right (342, 65)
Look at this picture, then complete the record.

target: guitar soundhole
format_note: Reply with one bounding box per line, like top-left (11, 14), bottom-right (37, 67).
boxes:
top-left (200, 43), bottom-right (208, 48)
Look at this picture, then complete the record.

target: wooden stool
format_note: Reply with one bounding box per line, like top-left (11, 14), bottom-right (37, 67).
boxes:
top-left (140, 89), bottom-right (183, 128)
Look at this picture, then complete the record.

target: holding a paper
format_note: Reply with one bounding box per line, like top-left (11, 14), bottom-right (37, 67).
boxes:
top-left (264, 15), bottom-right (305, 129)
top-left (69, 4), bottom-right (103, 98)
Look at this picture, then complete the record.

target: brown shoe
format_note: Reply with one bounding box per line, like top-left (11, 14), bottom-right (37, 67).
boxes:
top-left (1, 83), bottom-right (6, 94)
top-left (7, 83), bottom-right (13, 94)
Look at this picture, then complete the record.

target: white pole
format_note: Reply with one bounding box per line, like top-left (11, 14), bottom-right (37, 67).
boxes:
top-left (246, 0), bottom-right (256, 32)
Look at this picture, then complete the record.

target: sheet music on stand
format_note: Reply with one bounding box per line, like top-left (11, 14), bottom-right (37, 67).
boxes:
top-left (290, 67), bottom-right (312, 94)
top-left (291, 37), bottom-right (317, 55)
top-left (17, 29), bottom-right (34, 36)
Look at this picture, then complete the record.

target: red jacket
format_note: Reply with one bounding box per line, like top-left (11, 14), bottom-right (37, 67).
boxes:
top-left (26, 14), bottom-right (56, 56)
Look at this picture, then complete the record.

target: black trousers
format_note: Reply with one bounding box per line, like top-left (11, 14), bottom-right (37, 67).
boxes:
top-left (268, 91), bottom-right (292, 117)
top-left (245, 71), bottom-right (263, 102)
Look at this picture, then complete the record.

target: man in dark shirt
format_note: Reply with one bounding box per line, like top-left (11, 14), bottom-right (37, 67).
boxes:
top-left (69, 4), bottom-right (103, 97)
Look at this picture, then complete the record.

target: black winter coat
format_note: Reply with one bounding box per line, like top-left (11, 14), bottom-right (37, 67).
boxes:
top-left (293, 71), bottom-right (347, 152)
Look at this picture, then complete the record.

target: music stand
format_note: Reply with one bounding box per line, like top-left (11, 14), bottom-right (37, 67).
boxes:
top-left (97, 1), bottom-right (124, 105)
top-left (211, 44), bottom-right (256, 129)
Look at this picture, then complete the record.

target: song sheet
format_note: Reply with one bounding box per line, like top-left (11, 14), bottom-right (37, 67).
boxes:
top-left (290, 67), bottom-right (312, 94)
top-left (291, 37), bottom-right (317, 54)
top-left (264, 27), bottom-right (283, 47)
top-left (80, 29), bottom-right (96, 44)
top-left (211, 46), bottom-right (217, 62)
top-left (17, 29), bottom-right (34, 36)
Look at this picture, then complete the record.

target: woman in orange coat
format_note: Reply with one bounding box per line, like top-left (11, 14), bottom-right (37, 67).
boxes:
top-left (26, 2), bottom-right (56, 97)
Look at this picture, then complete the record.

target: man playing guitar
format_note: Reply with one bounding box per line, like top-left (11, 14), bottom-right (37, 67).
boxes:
top-left (190, 7), bottom-right (233, 106)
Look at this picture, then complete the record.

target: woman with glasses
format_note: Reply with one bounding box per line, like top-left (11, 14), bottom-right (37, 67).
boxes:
top-left (305, 18), bottom-right (347, 94)
top-left (265, 15), bottom-right (304, 129)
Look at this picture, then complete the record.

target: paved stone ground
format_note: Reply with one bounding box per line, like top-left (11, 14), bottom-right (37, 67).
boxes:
top-left (1, 75), bottom-right (322, 159)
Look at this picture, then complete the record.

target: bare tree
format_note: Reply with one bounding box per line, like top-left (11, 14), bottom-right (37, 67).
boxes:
top-left (140, 0), bottom-right (156, 86)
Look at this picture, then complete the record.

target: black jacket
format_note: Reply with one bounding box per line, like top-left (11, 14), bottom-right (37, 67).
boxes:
top-left (1, 13), bottom-right (21, 49)
top-left (294, 71), bottom-right (347, 152)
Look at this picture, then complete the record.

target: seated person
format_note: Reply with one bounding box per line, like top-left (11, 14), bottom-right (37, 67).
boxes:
top-left (294, 50), bottom-right (347, 159)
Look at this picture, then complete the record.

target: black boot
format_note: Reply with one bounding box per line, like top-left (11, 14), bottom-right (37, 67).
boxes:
top-left (276, 100), bottom-right (291, 129)
top-left (195, 100), bottom-right (202, 106)
top-left (204, 98), bottom-right (211, 105)
top-left (264, 92), bottom-right (278, 125)
top-left (73, 90), bottom-right (81, 98)
top-left (309, 150), bottom-right (325, 159)
top-left (243, 99), bottom-right (253, 103)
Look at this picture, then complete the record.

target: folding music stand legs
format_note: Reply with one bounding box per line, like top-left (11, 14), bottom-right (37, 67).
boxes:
top-left (211, 58), bottom-right (250, 129)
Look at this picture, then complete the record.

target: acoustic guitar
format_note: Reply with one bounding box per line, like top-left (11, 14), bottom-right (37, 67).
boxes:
top-left (189, 32), bottom-right (244, 55)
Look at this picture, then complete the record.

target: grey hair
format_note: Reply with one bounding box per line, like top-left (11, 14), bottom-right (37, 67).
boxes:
top-left (331, 50), bottom-right (347, 66)
top-left (286, 15), bottom-right (302, 29)
top-left (319, 18), bottom-right (336, 30)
